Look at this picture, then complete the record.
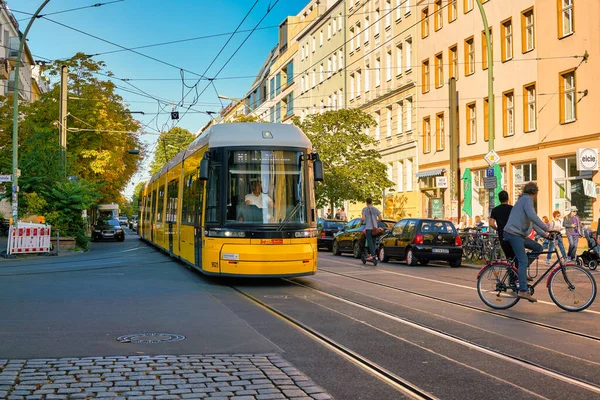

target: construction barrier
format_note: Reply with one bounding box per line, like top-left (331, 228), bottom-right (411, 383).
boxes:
top-left (7, 222), bottom-right (52, 255)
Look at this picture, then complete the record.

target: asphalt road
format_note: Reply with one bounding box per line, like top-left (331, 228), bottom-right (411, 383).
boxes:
top-left (1, 232), bottom-right (599, 399)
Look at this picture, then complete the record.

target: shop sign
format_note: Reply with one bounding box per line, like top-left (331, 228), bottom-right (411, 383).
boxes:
top-left (436, 176), bottom-right (448, 188)
top-left (577, 148), bottom-right (598, 171)
top-left (514, 171), bottom-right (523, 184)
top-left (431, 198), bottom-right (443, 219)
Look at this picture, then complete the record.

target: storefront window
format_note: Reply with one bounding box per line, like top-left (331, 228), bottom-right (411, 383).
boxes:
top-left (553, 156), bottom-right (593, 225)
top-left (472, 169), bottom-right (488, 219)
top-left (513, 162), bottom-right (537, 204)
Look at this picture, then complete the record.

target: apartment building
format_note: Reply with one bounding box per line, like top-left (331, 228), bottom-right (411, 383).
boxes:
top-left (295, 0), bottom-right (345, 118)
top-left (416, 0), bottom-right (598, 225)
top-left (346, 0), bottom-right (420, 219)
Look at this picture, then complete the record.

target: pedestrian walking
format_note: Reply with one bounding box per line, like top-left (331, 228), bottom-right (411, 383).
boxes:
top-left (361, 198), bottom-right (382, 261)
top-left (326, 208), bottom-right (332, 219)
top-left (547, 211), bottom-right (567, 264)
top-left (563, 206), bottom-right (584, 261)
top-left (338, 207), bottom-right (347, 221)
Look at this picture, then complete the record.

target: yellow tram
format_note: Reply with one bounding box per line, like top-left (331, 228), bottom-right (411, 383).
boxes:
top-left (139, 123), bottom-right (323, 277)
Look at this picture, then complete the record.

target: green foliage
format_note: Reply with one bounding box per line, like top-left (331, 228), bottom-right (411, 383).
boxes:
top-left (149, 127), bottom-right (195, 175)
top-left (130, 181), bottom-right (146, 213)
top-left (228, 114), bottom-right (264, 123)
top-left (292, 109), bottom-right (394, 210)
top-left (42, 180), bottom-right (99, 250)
top-left (22, 192), bottom-right (48, 216)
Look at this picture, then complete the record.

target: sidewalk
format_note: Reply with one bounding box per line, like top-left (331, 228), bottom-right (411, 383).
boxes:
top-left (0, 235), bottom-right (74, 261)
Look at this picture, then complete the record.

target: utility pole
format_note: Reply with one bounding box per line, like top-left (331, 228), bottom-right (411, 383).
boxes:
top-left (448, 77), bottom-right (458, 224)
top-left (59, 65), bottom-right (68, 175)
top-left (475, 0), bottom-right (495, 218)
top-left (11, 0), bottom-right (52, 226)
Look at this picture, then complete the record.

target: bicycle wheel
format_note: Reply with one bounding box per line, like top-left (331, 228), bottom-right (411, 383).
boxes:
top-left (548, 265), bottom-right (597, 312)
top-left (477, 263), bottom-right (520, 310)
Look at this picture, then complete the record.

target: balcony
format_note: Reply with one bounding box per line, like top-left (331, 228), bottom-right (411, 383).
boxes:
top-left (7, 79), bottom-right (27, 100)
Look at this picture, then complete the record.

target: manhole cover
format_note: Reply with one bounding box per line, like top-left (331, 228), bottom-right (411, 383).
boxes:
top-left (116, 333), bottom-right (185, 344)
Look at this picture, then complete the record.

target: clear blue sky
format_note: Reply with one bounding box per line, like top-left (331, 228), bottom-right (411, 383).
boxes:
top-left (14, 0), bottom-right (307, 198)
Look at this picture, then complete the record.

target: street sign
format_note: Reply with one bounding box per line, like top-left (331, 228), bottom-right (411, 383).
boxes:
top-left (435, 176), bottom-right (448, 188)
top-left (0, 174), bottom-right (11, 183)
top-left (171, 111), bottom-right (179, 120)
top-left (484, 176), bottom-right (497, 189)
top-left (484, 150), bottom-right (501, 167)
top-left (485, 168), bottom-right (495, 177)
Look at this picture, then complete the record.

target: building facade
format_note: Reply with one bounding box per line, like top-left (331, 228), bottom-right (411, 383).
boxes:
top-left (415, 0), bottom-right (598, 226)
top-left (345, 0), bottom-right (420, 219)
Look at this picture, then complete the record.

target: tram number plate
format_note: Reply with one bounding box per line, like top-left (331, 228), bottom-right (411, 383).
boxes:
top-left (260, 239), bottom-right (284, 245)
top-left (432, 248), bottom-right (449, 253)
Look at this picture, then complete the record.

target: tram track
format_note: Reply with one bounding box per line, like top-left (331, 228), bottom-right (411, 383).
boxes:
top-left (276, 278), bottom-right (600, 396)
top-left (232, 286), bottom-right (439, 400)
top-left (318, 265), bottom-right (600, 343)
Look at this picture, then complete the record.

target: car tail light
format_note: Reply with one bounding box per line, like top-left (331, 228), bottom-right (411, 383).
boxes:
top-left (320, 232), bottom-right (326, 238)
top-left (414, 234), bottom-right (424, 245)
top-left (455, 235), bottom-right (462, 246)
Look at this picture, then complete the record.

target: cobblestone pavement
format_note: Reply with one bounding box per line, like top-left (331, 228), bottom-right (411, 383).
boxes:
top-left (0, 354), bottom-right (333, 400)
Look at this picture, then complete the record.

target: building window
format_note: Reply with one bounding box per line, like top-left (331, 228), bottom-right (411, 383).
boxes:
top-left (320, 30), bottom-right (323, 46)
top-left (333, 53), bottom-right (337, 72)
top-left (275, 102), bottom-right (281, 122)
top-left (396, 0), bottom-right (402, 21)
top-left (386, 49), bottom-right (392, 81)
top-left (423, 117), bottom-right (431, 153)
top-left (466, 102), bottom-right (476, 144)
top-left (312, 69), bottom-right (316, 88)
top-left (375, 57), bottom-right (381, 87)
top-left (285, 93), bottom-right (294, 117)
top-left (365, 62), bottom-right (371, 92)
top-left (275, 74), bottom-right (281, 95)
top-left (464, 37), bottom-right (475, 76)
top-left (385, 0), bottom-right (392, 28)
top-left (514, 162), bottom-right (537, 203)
top-left (397, 161), bottom-right (404, 192)
top-left (406, 158), bottom-right (413, 190)
top-left (483, 97), bottom-right (489, 141)
top-left (375, 111), bottom-right (381, 140)
top-left (328, 23), bottom-right (332, 40)
top-left (338, 89), bottom-right (343, 108)
top-left (300, 45), bottom-right (304, 61)
top-left (319, 64), bottom-right (324, 83)
top-left (333, 17), bottom-right (337, 33)
top-left (387, 107), bottom-right (393, 138)
top-left (434, 52), bottom-right (443, 88)
top-left (356, 23), bottom-right (361, 50)
top-left (327, 58), bottom-right (332, 78)
top-left (365, 16), bottom-right (370, 44)
top-left (312, 36), bottom-right (316, 52)
top-left (501, 18), bottom-right (513, 62)
top-left (356, 69), bottom-right (362, 97)
top-left (521, 8), bottom-right (535, 52)
top-left (269, 77), bottom-right (275, 99)
top-left (436, 112), bottom-right (445, 151)
top-left (405, 38), bottom-right (412, 72)
top-left (481, 28), bottom-right (492, 70)
top-left (449, 0), bottom-right (457, 22)
top-left (559, 0), bottom-right (574, 38)
top-left (350, 26), bottom-right (355, 52)
top-left (397, 101), bottom-right (403, 135)
top-left (434, 0), bottom-right (443, 31)
top-left (553, 157), bottom-right (593, 224)
top-left (449, 45), bottom-right (458, 79)
top-left (464, 0), bottom-right (473, 13)
top-left (560, 69), bottom-right (576, 123)
top-left (523, 83), bottom-right (536, 132)
top-left (406, 97), bottom-right (413, 131)
top-left (339, 49), bottom-right (343, 70)
top-left (375, 8), bottom-right (381, 37)
top-left (396, 43), bottom-right (403, 76)
top-left (421, 7), bottom-right (429, 38)
top-left (422, 59), bottom-right (430, 93)
top-left (350, 74), bottom-right (355, 100)
top-left (405, 0), bottom-right (411, 15)
top-left (503, 90), bottom-right (515, 137)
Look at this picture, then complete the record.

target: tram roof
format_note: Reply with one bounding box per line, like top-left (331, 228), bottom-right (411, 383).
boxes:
top-left (146, 123), bottom-right (312, 186)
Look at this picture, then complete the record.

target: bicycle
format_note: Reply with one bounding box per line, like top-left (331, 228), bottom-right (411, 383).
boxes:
top-left (477, 232), bottom-right (597, 312)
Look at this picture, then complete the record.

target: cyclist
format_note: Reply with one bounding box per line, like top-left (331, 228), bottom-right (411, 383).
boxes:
top-left (503, 182), bottom-right (552, 303)
top-left (489, 190), bottom-right (514, 260)
top-left (361, 198), bottom-right (382, 262)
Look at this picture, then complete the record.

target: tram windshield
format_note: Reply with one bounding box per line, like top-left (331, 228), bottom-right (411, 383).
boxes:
top-left (225, 150), bottom-right (307, 226)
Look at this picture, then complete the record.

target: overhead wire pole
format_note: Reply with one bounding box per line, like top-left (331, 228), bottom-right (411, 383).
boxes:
top-left (475, 0), bottom-right (495, 218)
top-left (11, 0), bottom-right (52, 226)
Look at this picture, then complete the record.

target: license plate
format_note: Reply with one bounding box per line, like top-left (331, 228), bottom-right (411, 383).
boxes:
top-left (432, 248), bottom-right (449, 253)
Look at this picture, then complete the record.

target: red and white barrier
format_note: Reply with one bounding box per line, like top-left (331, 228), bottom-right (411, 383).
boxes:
top-left (7, 222), bottom-right (52, 255)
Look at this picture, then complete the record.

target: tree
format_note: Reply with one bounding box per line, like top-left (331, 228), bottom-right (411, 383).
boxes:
top-left (228, 114), bottom-right (264, 123)
top-left (292, 109), bottom-right (394, 211)
top-left (149, 127), bottom-right (196, 175)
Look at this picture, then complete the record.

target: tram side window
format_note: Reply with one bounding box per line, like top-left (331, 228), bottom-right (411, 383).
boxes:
top-left (182, 171), bottom-right (204, 226)
top-left (157, 185), bottom-right (165, 222)
top-left (166, 179), bottom-right (178, 223)
top-left (150, 190), bottom-right (157, 222)
top-left (206, 164), bottom-right (221, 224)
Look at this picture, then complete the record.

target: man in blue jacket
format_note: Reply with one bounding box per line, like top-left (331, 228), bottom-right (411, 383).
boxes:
top-left (503, 182), bottom-right (551, 303)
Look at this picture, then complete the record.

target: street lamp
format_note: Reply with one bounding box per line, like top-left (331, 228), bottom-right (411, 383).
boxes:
top-left (217, 93), bottom-right (252, 114)
top-left (11, 0), bottom-right (52, 226)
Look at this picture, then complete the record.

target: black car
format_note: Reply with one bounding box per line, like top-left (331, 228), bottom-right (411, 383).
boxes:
top-left (317, 219), bottom-right (345, 250)
top-left (332, 218), bottom-right (396, 258)
top-left (377, 218), bottom-right (462, 267)
top-left (91, 218), bottom-right (125, 242)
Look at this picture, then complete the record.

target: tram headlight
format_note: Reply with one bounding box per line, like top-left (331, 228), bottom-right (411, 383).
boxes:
top-left (205, 229), bottom-right (246, 238)
top-left (295, 230), bottom-right (317, 238)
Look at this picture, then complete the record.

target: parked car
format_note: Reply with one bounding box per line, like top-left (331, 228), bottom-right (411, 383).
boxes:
top-left (377, 218), bottom-right (462, 267)
top-left (332, 218), bottom-right (396, 258)
top-left (118, 215), bottom-right (128, 226)
top-left (91, 218), bottom-right (125, 242)
top-left (317, 219), bottom-right (345, 250)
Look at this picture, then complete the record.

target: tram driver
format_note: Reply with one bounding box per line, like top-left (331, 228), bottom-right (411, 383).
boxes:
top-left (237, 179), bottom-right (274, 222)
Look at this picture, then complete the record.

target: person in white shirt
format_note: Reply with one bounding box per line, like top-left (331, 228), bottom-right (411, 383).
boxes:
top-left (245, 180), bottom-right (273, 209)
